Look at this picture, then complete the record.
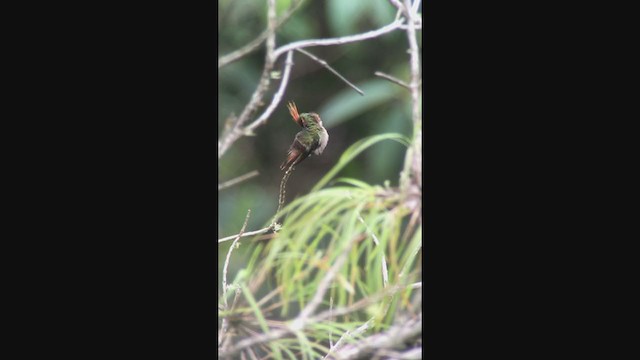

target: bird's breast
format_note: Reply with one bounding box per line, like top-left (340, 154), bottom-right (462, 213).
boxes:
top-left (314, 128), bottom-right (329, 155)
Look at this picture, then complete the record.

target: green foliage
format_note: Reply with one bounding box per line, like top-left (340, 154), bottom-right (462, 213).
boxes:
top-left (318, 79), bottom-right (404, 129)
top-left (312, 133), bottom-right (410, 190)
top-left (219, 0), bottom-right (421, 356)
top-left (327, 0), bottom-right (395, 35)
top-left (222, 134), bottom-right (421, 355)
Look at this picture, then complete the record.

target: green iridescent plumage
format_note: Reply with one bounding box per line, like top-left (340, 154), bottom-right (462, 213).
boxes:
top-left (280, 102), bottom-right (329, 170)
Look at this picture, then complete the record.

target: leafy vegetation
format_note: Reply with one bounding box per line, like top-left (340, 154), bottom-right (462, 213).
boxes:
top-left (218, 0), bottom-right (422, 358)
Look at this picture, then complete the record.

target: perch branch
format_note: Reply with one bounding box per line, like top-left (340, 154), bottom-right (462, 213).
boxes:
top-left (296, 48), bottom-right (364, 96)
top-left (218, 170), bottom-right (260, 191)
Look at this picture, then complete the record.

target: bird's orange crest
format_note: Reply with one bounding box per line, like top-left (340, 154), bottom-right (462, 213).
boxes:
top-left (287, 101), bottom-right (302, 126)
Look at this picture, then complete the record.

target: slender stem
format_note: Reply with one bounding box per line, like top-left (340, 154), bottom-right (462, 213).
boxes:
top-left (323, 318), bottom-right (374, 359)
top-left (296, 48), bottom-right (364, 96)
top-left (374, 71), bottom-right (411, 90)
top-left (218, 170), bottom-right (259, 191)
top-left (244, 51), bottom-right (295, 134)
top-left (219, 209), bottom-right (251, 346)
top-left (218, 226), bottom-right (271, 244)
top-left (400, 0), bottom-right (422, 191)
top-left (218, 0), bottom-right (279, 158)
top-left (273, 19), bottom-right (405, 61)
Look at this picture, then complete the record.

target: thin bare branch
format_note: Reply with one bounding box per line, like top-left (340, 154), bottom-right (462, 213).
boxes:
top-left (323, 318), bottom-right (374, 360)
top-left (265, 0), bottom-right (277, 65)
top-left (219, 209), bottom-right (252, 346)
top-left (404, 0), bottom-right (421, 123)
top-left (411, 0), bottom-right (422, 14)
top-left (388, 0), bottom-right (410, 19)
top-left (331, 317), bottom-right (422, 360)
top-left (218, 226), bottom-right (272, 244)
top-left (374, 71), bottom-right (411, 90)
top-left (329, 296), bottom-right (334, 348)
top-left (296, 48), bottom-right (364, 96)
top-left (218, 170), bottom-right (260, 191)
top-left (218, 0), bottom-right (280, 158)
top-left (399, 0), bottom-right (422, 192)
top-left (245, 50), bottom-right (295, 134)
top-left (218, 0), bottom-right (305, 68)
top-left (219, 31), bottom-right (268, 69)
top-left (273, 19), bottom-right (405, 61)
top-left (222, 209), bottom-right (251, 303)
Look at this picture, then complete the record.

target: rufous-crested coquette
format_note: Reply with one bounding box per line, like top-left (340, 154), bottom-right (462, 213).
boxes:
top-left (280, 102), bottom-right (328, 170)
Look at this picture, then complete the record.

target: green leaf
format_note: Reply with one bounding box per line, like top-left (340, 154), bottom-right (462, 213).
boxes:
top-left (241, 284), bottom-right (283, 359)
top-left (312, 133), bottom-right (410, 191)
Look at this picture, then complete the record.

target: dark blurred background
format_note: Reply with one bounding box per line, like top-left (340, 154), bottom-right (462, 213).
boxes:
top-left (218, 0), bottom-right (421, 238)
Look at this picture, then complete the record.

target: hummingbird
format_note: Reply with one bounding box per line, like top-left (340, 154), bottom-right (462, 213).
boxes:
top-left (280, 101), bottom-right (329, 170)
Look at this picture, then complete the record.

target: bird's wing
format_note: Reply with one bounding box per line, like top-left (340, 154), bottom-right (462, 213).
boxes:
top-left (281, 131), bottom-right (313, 170)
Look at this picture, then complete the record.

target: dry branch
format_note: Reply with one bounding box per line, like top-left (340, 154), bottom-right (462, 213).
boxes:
top-left (219, 209), bottom-right (252, 347)
top-left (244, 51), bottom-right (295, 134)
top-left (218, 226), bottom-right (272, 244)
top-left (296, 48), bottom-right (364, 96)
top-left (374, 71), bottom-right (411, 90)
top-left (218, 0), bottom-right (279, 158)
top-left (273, 19), bottom-right (405, 61)
top-left (218, 170), bottom-right (259, 191)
